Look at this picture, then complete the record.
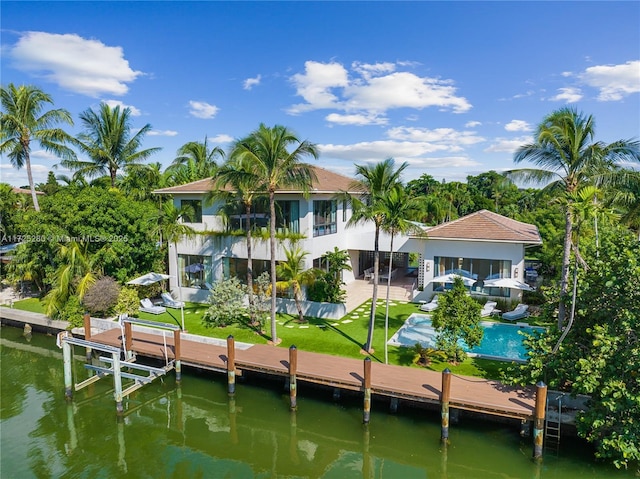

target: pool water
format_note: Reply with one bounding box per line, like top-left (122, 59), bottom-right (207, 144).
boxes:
top-left (388, 313), bottom-right (545, 361)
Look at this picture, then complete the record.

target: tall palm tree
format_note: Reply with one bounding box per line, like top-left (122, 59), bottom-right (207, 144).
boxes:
top-left (63, 103), bottom-right (161, 187)
top-left (505, 107), bottom-right (640, 328)
top-left (276, 247), bottom-right (316, 323)
top-left (210, 154), bottom-right (264, 323)
top-left (342, 158), bottom-right (408, 353)
top-left (231, 124), bottom-right (318, 345)
top-left (379, 185), bottom-right (423, 363)
top-left (153, 201), bottom-right (196, 330)
top-left (0, 84), bottom-right (75, 211)
top-left (166, 136), bottom-right (225, 185)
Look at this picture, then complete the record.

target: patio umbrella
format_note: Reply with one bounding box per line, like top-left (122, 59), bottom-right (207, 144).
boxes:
top-left (484, 277), bottom-right (534, 291)
top-left (127, 272), bottom-right (171, 286)
top-left (428, 273), bottom-right (476, 287)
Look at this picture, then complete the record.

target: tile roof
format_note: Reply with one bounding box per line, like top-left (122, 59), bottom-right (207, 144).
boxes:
top-left (153, 165), bottom-right (357, 195)
top-left (12, 187), bottom-right (44, 195)
top-left (422, 209), bottom-right (542, 244)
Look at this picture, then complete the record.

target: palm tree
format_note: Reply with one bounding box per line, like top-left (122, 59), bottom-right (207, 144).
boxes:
top-left (341, 158), bottom-right (408, 353)
top-left (276, 247), bottom-right (316, 323)
top-left (153, 201), bottom-right (196, 330)
top-left (210, 154), bottom-right (264, 324)
top-left (505, 107), bottom-right (640, 327)
top-left (230, 124), bottom-right (318, 345)
top-left (166, 136), bottom-right (225, 185)
top-left (0, 84), bottom-right (75, 211)
top-left (63, 103), bottom-right (161, 187)
top-left (379, 185), bottom-right (423, 363)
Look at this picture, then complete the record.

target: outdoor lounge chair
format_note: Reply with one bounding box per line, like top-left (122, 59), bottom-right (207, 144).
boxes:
top-left (480, 301), bottom-right (498, 317)
top-left (420, 295), bottom-right (439, 312)
top-left (502, 304), bottom-right (529, 321)
top-left (161, 292), bottom-right (184, 309)
top-left (140, 298), bottom-right (166, 315)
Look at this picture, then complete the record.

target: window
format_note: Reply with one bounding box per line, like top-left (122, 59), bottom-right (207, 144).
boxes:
top-left (178, 254), bottom-right (211, 288)
top-left (342, 200), bottom-right (348, 222)
top-left (180, 200), bottom-right (202, 223)
top-left (227, 200), bottom-right (299, 233)
top-left (433, 256), bottom-right (511, 297)
top-left (313, 200), bottom-right (337, 237)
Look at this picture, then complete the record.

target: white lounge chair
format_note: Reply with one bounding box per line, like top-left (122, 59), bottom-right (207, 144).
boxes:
top-left (480, 301), bottom-right (498, 317)
top-left (502, 304), bottom-right (529, 321)
top-left (420, 295), bottom-right (439, 312)
top-left (161, 292), bottom-right (184, 309)
top-left (140, 298), bottom-right (166, 315)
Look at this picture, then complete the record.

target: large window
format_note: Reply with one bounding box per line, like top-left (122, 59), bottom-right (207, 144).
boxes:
top-left (178, 254), bottom-right (211, 288)
top-left (313, 200), bottom-right (337, 237)
top-left (180, 200), bottom-right (202, 223)
top-left (226, 257), bottom-right (271, 282)
top-left (433, 256), bottom-right (511, 297)
top-left (227, 200), bottom-right (299, 233)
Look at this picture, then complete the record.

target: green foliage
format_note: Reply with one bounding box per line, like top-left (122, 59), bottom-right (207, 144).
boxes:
top-left (431, 278), bottom-right (483, 363)
top-left (114, 286), bottom-right (141, 317)
top-left (306, 248), bottom-right (351, 304)
top-left (202, 277), bottom-right (249, 328)
top-left (82, 276), bottom-right (120, 317)
top-left (57, 295), bottom-right (85, 328)
top-left (413, 343), bottom-right (447, 367)
top-left (247, 272), bottom-right (271, 329)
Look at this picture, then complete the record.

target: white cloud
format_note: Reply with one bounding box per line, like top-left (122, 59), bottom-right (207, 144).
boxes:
top-left (386, 126), bottom-right (485, 146)
top-left (148, 130), bottom-right (178, 137)
top-left (485, 136), bottom-right (533, 153)
top-left (243, 74), bottom-right (261, 90)
top-left (550, 87), bottom-right (583, 103)
top-left (325, 112), bottom-right (388, 126)
top-left (581, 60), bottom-right (640, 101)
top-left (561, 71), bottom-right (573, 77)
top-left (465, 120), bottom-right (482, 128)
top-left (103, 99), bottom-right (141, 116)
top-left (288, 60), bottom-right (471, 117)
top-left (504, 120), bottom-right (532, 132)
top-left (9, 31), bottom-right (142, 97)
top-left (210, 134), bottom-right (234, 143)
top-left (188, 100), bottom-right (219, 119)
top-left (319, 140), bottom-right (450, 162)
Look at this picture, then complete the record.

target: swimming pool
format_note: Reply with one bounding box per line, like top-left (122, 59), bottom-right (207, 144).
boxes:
top-left (387, 313), bottom-right (545, 361)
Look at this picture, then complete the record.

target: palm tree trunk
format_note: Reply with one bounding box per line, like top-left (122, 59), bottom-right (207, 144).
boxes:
top-left (384, 233), bottom-right (395, 364)
top-left (269, 190), bottom-right (279, 344)
top-left (25, 154), bottom-right (40, 212)
top-left (364, 224), bottom-right (380, 352)
top-left (293, 283), bottom-right (304, 323)
top-left (558, 208), bottom-right (573, 328)
top-left (245, 202), bottom-right (256, 323)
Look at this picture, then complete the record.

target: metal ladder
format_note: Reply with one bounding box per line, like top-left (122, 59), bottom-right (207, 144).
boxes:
top-left (545, 394), bottom-right (563, 451)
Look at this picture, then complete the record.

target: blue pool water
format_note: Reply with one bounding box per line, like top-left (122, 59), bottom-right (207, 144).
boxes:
top-left (388, 313), bottom-right (545, 361)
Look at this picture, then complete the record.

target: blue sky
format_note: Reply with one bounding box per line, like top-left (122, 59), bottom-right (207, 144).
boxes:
top-left (2, 1), bottom-right (639, 188)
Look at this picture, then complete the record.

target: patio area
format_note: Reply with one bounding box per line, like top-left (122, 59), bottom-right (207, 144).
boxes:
top-left (344, 275), bottom-right (416, 313)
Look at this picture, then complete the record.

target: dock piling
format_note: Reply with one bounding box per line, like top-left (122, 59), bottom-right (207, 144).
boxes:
top-left (62, 335), bottom-right (73, 400)
top-left (113, 351), bottom-right (124, 414)
top-left (124, 321), bottom-right (133, 360)
top-left (173, 329), bottom-right (181, 383)
top-left (533, 381), bottom-right (547, 460)
top-left (441, 368), bottom-right (452, 444)
top-left (227, 335), bottom-right (235, 396)
top-left (363, 357), bottom-right (372, 424)
top-left (83, 313), bottom-right (92, 361)
top-left (289, 345), bottom-right (298, 410)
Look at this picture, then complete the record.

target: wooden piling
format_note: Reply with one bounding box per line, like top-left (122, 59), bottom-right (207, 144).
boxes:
top-left (83, 313), bottom-right (92, 361)
top-left (227, 335), bottom-right (235, 396)
top-left (533, 381), bottom-right (547, 460)
top-left (441, 368), bottom-right (452, 443)
top-left (363, 357), bottom-right (372, 424)
top-left (173, 329), bottom-right (181, 383)
top-left (289, 345), bottom-right (298, 410)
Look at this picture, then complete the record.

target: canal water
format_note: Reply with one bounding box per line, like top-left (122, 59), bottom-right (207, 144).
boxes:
top-left (0, 325), bottom-right (631, 478)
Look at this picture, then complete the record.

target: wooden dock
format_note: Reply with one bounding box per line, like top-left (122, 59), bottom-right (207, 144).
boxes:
top-left (89, 327), bottom-right (536, 421)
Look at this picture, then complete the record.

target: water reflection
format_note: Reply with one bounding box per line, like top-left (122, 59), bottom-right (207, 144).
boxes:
top-left (0, 325), bottom-right (632, 479)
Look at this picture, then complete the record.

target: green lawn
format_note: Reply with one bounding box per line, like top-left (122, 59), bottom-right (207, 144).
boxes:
top-left (6, 297), bottom-right (514, 380)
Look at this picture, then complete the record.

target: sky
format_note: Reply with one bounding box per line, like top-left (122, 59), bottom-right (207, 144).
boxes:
top-left (1, 1), bottom-right (639, 188)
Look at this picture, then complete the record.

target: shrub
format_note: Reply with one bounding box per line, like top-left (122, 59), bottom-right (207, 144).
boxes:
top-left (202, 277), bottom-right (248, 328)
top-left (114, 286), bottom-right (140, 317)
top-left (58, 295), bottom-right (85, 328)
top-left (82, 276), bottom-right (120, 317)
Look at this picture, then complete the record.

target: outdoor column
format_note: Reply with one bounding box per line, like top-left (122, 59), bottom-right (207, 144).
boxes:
top-left (533, 381), bottom-right (547, 460)
top-left (363, 357), bottom-right (372, 424)
top-left (227, 335), bottom-right (235, 396)
top-left (289, 345), bottom-right (298, 410)
top-left (441, 368), bottom-right (452, 444)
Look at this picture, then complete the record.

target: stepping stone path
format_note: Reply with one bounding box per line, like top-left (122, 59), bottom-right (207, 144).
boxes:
top-left (342, 319), bottom-right (353, 324)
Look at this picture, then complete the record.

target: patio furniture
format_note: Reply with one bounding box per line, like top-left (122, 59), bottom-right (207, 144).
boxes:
top-left (140, 298), bottom-right (167, 315)
top-left (502, 304), bottom-right (529, 321)
top-left (419, 295), bottom-right (439, 312)
top-left (379, 269), bottom-right (398, 282)
top-left (161, 292), bottom-right (184, 309)
top-left (480, 301), bottom-right (498, 317)
top-left (363, 267), bottom-right (374, 281)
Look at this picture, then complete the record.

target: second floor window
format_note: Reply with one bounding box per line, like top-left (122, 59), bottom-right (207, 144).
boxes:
top-left (313, 200), bottom-right (337, 237)
top-left (180, 200), bottom-right (202, 223)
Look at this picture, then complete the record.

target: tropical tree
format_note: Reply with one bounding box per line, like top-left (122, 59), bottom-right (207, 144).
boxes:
top-left (307, 247), bottom-right (352, 304)
top-left (505, 107), bottom-right (640, 327)
top-left (166, 136), bottom-right (224, 184)
top-left (230, 124), bottom-right (318, 344)
top-left (379, 184), bottom-right (423, 363)
top-left (63, 103), bottom-right (161, 187)
top-left (276, 247), bottom-right (316, 323)
top-left (341, 158), bottom-right (407, 353)
top-left (153, 201), bottom-right (196, 330)
top-left (0, 84), bottom-right (75, 211)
